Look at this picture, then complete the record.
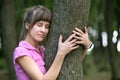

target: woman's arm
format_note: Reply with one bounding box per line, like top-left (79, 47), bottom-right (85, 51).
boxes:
top-left (16, 56), bottom-right (44, 80)
top-left (44, 34), bottom-right (79, 80)
top-left (72, 27), bottom-right (92, 61)
top-left (16, 34), bottom-right (79, 80)
top-left (16, 54), bottom-right (64, 80)
top-left (73, 27), bottom-right (91, 48)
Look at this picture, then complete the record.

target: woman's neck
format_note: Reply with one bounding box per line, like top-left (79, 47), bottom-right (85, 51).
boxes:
top-left (25, 35), bottom-right (40, 48)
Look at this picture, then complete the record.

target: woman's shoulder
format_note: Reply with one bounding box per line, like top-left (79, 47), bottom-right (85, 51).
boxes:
top-left (15, 46), bottom-right (28, 52)
top-left (13, 46), bottom-right (33, 59)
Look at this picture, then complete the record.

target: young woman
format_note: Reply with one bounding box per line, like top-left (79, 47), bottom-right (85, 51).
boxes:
top-left (13, 5), bottom-right (91, 80)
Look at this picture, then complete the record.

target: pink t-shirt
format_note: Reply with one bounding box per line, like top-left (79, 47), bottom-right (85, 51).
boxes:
top-left (13, 41), bottom-right (46, 80)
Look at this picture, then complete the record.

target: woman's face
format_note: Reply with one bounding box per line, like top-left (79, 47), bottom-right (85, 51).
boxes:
top-left (28, 21), bottom-right (50, 43)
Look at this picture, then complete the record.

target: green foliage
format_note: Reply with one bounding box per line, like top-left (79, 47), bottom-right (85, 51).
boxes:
top-left (87, 0), bottom-right (120, 79)
top-left (89, 0), bottom-right (106, 30)
top-left (0, 58), bottom-right (7, 70)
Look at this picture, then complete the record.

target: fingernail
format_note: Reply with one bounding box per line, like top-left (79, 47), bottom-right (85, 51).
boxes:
top-left (75, 27), bottom-right (78, 29)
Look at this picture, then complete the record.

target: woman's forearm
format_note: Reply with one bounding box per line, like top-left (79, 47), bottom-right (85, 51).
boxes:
top-left (44, 52), bottom-right (65, 80)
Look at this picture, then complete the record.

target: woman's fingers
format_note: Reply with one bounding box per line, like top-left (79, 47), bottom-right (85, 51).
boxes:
top-left (58, 34), bottom-right (80, 55)
top-left (71, 45), bottom-right (79, 50)
top-left (73, 27), bottom-right (88, 36)
top-left (73, 30), bottom-right (82, 37)
top-left (58, 35), bottom-right (63, 44)
top-left (73, 34), bottom-right (85, 41)
top-left (65, 34), bottom-right (75, 42)
top-left (69, 38), bottom-right (77, 44)
top-left (72, 28), bottom-right (84, 37)
top-left (84, 27), bottom-right (88, 34)
top-left (74, 28), bottom-right (84, 35)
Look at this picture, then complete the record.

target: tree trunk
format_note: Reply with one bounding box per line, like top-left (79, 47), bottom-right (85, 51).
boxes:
top-left (45, 0), bottom-right (91, 79)
top-left (1, 0), bottom-right (17, 80)
top-left (114, 0), bottom-right (120, 43)
top-left (105, 0), bottom-right (120, 79)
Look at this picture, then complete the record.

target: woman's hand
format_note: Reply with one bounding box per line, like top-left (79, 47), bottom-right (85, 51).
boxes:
top-left (57, 34), bottom-right (79, 56)
top-left (72, 27), bottom-right (91, 49)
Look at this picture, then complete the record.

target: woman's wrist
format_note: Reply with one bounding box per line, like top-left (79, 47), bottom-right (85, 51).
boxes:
top-left (56, 51), bottom-right (66, 58)
top-left (86, 41), bottom-right (93, 49)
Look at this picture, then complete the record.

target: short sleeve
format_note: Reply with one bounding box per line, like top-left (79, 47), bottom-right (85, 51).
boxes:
top-left (13, 47), bottom-right (32, 64)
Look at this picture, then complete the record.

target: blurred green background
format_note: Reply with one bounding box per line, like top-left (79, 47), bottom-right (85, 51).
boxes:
top-left (0, 0), bottom-right (120, 80)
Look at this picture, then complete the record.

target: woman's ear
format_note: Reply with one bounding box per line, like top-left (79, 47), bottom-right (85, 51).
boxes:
top-left (25, 23), bottom-right (30, 30)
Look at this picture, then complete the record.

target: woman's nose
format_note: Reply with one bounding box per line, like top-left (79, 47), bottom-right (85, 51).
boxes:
top-left (41, 26), bottom-right (46, 32)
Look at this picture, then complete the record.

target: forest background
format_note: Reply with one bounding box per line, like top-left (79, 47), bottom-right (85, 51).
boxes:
top-left (0, 0), bottom-right (120, 80)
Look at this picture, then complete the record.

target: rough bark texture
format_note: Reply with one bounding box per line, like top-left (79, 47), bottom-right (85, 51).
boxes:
top-left (1, 0), bottom-right (17, 80)
top-left (45, 0), bottom-right (91, 80)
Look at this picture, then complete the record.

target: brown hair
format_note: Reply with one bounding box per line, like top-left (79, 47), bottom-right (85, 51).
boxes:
top-left (20, 5), bottom-right (52, 40)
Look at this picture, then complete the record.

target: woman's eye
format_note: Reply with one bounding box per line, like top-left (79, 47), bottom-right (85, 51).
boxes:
top-left (37, 23), bottom-right (42, 27)
top-left (45, 24), bottom-right (50, 29)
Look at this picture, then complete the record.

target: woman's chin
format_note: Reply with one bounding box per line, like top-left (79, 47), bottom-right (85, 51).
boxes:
top-left (37, 38), bottom-right (44, 42)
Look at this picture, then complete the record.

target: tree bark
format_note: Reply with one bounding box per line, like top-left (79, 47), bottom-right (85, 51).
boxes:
top-left (1, 0), bottom-right (17, 80)
top-left (45, 0), bottom-right (91, 79)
